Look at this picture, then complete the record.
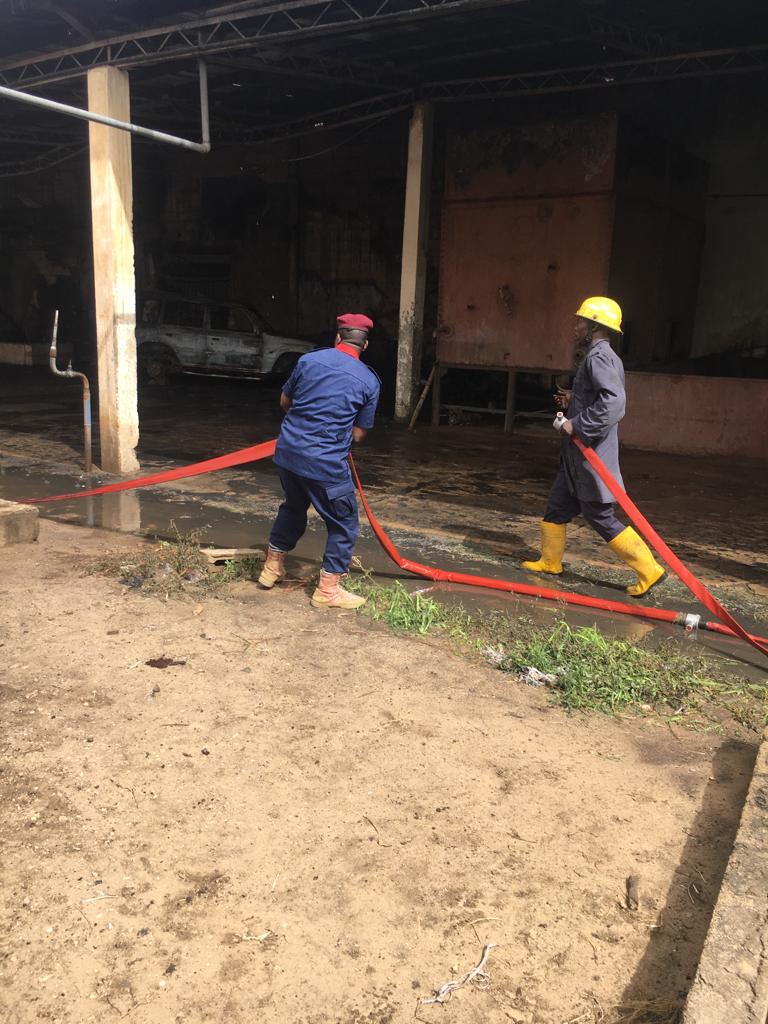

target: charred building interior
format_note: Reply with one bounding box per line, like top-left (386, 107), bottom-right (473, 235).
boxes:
top-left (0, 0), bottom-right (766, 470)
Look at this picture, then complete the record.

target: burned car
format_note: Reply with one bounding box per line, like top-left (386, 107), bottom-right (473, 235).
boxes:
top-left (137, 294), bottom-right (318, 384)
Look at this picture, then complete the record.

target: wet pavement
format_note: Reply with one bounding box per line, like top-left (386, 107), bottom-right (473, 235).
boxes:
top-left (1, 367), bottom-right (766, 677)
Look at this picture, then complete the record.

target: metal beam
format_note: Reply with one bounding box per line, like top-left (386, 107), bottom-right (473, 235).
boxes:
top-left (0, 144), bottom-right (86, 177)
top-left (238, 89), bottom-right (414, 143)
top-left (424, 44), bottom-right (768, 100)
top-left (584, 12), bottom-right (672, 59)
top-left (0, 59), bottom-right (211, 152)
top-left (0, 0), bottom-right (524, 89)
top-left (239, 42), bottom-right (768, 144)
top-left (5, 40), bottom-right (768, 153)
top-left (207, 51), bottom-right (408, 90)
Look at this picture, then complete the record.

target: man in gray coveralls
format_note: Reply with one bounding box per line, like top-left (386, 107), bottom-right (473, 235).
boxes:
top-left (522, 295), bottom-right (666, 598)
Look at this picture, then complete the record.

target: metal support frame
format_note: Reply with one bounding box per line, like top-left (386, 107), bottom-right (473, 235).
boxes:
top-left (238, 42), bottom-right (768, 145)
top-left (209, 50), bottom-right (412, 90)
top-left (217, 41), bottom-right (768, 145)
top-left (431, 363), bottom-right (521, 432)
top-left (0, 59), bottom-right (211, 152)
top-left (584, 12), bottom-right (672, 58)
top-left (424, 44), bottom-right (768, 100)
top-left (0, 0), bottom-right (522, 89)
top-left (240, 89), bottom-right (414, 143)
top-left (0, 143), bottom-right (86, 176)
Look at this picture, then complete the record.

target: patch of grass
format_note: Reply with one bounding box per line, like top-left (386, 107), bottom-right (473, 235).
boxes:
top-left (217, 557), bottom-right (263, 583)
top-left (491, 620), bottom-right (717, 714)
top-left (347, 574), bottom-right (768, 728)
top-left (348, 575), bottom-right (471, 637)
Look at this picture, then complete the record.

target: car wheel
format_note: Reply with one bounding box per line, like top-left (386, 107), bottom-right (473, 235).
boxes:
top-left (138, 347), bottom-right (180, 386)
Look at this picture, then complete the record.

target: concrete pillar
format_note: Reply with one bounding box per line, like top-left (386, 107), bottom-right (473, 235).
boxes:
top-left (395, 102), bottom-right (434, 423)
top-left (87, 66), bottom-right (140, 474)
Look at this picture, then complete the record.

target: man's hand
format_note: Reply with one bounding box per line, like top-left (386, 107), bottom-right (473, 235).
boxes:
top-left (554, 388), bottom-right (572, 411)
top-left (352, 426), bottom-right (367, 444)
top-left (280, 392), bottom-right (292, 413)
top-left (560, 418), bottom-right (574, 436)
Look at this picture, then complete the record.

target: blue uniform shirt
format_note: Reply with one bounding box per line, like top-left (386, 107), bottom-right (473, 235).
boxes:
top-left (274, 347), bottom-right (380, 484)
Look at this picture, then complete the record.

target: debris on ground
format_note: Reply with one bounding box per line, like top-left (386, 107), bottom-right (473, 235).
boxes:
top-left (518, 665), bottom-right (558, 687)
top-left (626, 875), bottom-right (640, 911)
top-left (483, 647), bottom-right (557, 686)
top-left (145, 656), bottom-right (187, 669)
top-left (483, 644), bottom-right (506, 667)
top-left (421, 943), bottom-right (497, 1005)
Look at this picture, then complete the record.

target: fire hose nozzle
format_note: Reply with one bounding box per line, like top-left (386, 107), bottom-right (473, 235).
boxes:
top-left (553, 411), bottom-right (566, 431)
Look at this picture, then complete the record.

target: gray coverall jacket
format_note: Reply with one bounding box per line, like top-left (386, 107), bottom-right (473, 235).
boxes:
top-left (562, 338), bottom-right (626, 504)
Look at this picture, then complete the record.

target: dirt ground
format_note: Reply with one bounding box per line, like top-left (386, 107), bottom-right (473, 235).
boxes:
top-left (0, 519), bottom-right (758, 1024)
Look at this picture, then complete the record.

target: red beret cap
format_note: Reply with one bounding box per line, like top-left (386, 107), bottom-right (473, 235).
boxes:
top-left (337, 313), bottom-right (373, 332)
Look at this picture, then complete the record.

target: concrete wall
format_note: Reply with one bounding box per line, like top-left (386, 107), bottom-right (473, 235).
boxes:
top-left (623, 371), bottom-right (768, 459)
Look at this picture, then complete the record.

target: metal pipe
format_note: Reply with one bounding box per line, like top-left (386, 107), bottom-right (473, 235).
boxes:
top-left (0, 62), bottom-right (211, 153)
top-left (49, 310), bottom-right (93, 476)
top-left (198, 59), bottom-right (210, 151)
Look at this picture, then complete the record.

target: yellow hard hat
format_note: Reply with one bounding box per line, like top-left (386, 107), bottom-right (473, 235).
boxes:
top-left (575, 296), bottom-right (623, 334)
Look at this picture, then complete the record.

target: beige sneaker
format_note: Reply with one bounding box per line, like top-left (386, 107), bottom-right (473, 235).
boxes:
top-left (257, 547), bottom-right (285, 589)
top-left (310, 570), bottom-right (366, 610)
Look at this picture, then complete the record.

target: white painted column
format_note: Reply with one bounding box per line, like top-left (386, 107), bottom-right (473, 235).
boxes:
top-left (87, 66), bottom-right (140, 474)
top-left (395, 101), bottom-right (434, 422)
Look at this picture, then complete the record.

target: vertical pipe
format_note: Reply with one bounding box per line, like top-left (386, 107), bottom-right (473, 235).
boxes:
top-left (198, 58), bottom-right (210, 150)
top-left (49, 308), bottom-right (93, 476)
top-left (48, 309), bottom-right (60, 370)
top-left (82, 378), bottom-right (93, 475)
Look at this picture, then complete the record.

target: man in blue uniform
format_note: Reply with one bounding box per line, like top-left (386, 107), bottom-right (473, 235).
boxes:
top-left (258, 313), bottom-right (380, 609)
top-left (522, 296), bottom-right (666, 597)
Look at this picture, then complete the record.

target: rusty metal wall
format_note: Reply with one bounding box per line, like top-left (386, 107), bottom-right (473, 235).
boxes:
top-left (438, 113), bottom-right (616, 372)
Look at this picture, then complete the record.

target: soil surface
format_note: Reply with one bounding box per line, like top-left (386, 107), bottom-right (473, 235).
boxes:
top-left (0, 520), bottom-right (758, 1023)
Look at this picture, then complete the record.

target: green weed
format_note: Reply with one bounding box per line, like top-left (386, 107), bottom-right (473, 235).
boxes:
top-left (217, 557), bottom-right (263, 583)
top-left (347, 576), bottom-right (471, 638)
top-left (494, 620), bottom-right (716, 714)
top-left (347, 574), bottom-right (768, 728)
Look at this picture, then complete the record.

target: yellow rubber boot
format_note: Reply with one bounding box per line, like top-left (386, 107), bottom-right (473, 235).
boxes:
top-left (311, 571), bottom-right (366, 610)
top-left (608, 526), bottom-right (667, 597)
top-left (257, 547), bottom-right (285, 589)
top-left (522, 521), bottom-right (566, 576)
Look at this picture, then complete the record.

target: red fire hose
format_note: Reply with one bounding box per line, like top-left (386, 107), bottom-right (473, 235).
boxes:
top-left (348, 456), bottom-right (768, 659)
top-left (571, 436), bottom-right (768, 657)
top-left (19, 436), bottom-right (768, 659)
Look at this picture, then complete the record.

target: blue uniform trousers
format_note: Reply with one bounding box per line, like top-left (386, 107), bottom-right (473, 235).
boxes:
top-left (543, 467), bottom-right (624, 542)
top-left (268, 468), bottom-right (360, 575)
